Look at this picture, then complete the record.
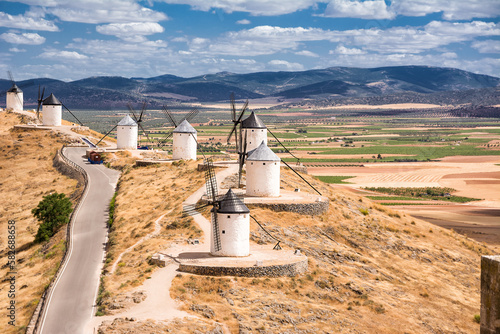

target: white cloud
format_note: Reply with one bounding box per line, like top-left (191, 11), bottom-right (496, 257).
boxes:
top-left (472, 40), bottom-right (500, 54)
top-left (50, 7), bottom-right (167, 24)
top-left (391, 0), bottom-right (500, 20)
top-left (9, 47), bottom-right (27, 52)
top-left (236, 19), bottom-right (251, 25)
top-left (66, 38), bottom-right (169, 59)
top-left (9, 0), bottom-right (168, 24)
top-left (268, 59), bottom-right (304, 71)
top-left (159, 0), bottom-right (317, 16)
top-left (187, 22), bottom-right (500, 57)
top-left (0, 12), bottom-right (59, 31)
top-left (172, 37), bottom-right (188, 42)
top-left (295, 50), bottom-right (320, 57)
top-left (191, 26), bottom-right (333, 56)
top-left (39, 50), bottom-right (89, 60)
top-left (96, 22), bottom-right (164, 42)
top-left (330, 45), bottom-right (365, 55)
top-left (324, 0), bottom-right (395, 20)
top-left (0, 32), bottom-right (45, 45)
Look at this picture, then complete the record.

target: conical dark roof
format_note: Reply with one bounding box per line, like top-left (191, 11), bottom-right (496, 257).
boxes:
top-left (42, 93), bottom-right (61, 106)
top-left (247, 141), bottom-right (280, 161)
top-left (7, 84), bottom-right (22, 93)
top-left (241, 111), bottom-right (266, 129)
top-left (217, 188), bottom-right (250, 214)
top-left (173, 119), bottom-right (197, 133)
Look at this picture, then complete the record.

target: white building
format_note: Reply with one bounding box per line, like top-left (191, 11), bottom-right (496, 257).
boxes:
top-left (246, 141), bottom-right (281, 197)
top-left (211, 188), bottom-right (250, 257)
top-left (116, 115), bottom-right (138, 149)
top-left (42, 93), bottom-right (62, 126)
top-left (241, 111), bottom-right (267, 152)
top-left (173, 119), bottom-right (197, 160)
top-left (6, 84), bottom-right (23, 111)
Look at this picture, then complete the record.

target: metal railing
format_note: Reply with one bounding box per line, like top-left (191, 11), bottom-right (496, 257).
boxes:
top-left (27, 146), bottom-right (89, 334)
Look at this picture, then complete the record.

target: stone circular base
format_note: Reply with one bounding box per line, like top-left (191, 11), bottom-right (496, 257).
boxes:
top-left (177, 248), bottom-right (307, 277)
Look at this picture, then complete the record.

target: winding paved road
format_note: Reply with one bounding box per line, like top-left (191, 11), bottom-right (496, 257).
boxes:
top-left (39, 147), bottom-right (120, 334)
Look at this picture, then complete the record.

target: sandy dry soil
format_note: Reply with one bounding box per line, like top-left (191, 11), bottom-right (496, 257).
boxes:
top-left (286, 153), bottom-right (413, 160)
top-left (309, 155), bottom-right (500, 248)
top-left (325, 103), bottom-right (443, 110)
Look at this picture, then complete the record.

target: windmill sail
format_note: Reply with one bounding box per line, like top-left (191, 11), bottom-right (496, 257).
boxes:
top-left (212, 213), bottom-right (222, 252)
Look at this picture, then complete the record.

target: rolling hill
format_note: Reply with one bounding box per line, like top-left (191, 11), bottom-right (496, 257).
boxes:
top-left (1, 66), bottom-right (499, 109)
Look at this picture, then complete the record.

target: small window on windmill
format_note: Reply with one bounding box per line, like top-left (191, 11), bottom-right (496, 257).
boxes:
top-left (251, 162), bottom-right (253, 165)
top-left (227, 215), bottom-right (230, 218)
top-left (222, 230), bottom-right (226, 234)
top-left (252, 129), bottom-right (254, 132)
top-left (263, 162), bottom-right (266, 165)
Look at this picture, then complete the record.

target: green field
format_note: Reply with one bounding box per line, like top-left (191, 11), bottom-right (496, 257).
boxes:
top-left (70, 106), bottom-right (500, 163)
top-left (315, 176), bottom-right (355, 184)
top-left (364, 187), bottom-right (482, 203)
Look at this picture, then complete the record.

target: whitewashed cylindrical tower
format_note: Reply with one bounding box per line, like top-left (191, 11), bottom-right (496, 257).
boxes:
top-left (241, 111), bottom-right (267, 152)
top-left (211, 189), bottom-right (250, 257)
top-left (246, 141), bottom-right (281, 197)
top-left (42, 93), bottom-right (62, 126)
top-left (173, 119), bottom-right (197, 160)
top-left (6, 84), bottom-right (23, 111)
top-left (116, 115), bottom-right (138, 149)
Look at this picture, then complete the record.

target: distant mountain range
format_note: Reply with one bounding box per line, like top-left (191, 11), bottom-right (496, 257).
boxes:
top-left (1, 66), bottom-right (499, 109)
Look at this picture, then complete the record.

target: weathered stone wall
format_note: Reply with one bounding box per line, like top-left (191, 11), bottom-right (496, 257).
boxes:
top-left (481, 255), bottom-right (500, 334)
top-left (179, 258), bottom-right (307, 277)
top-left (52, 149), bottom-right (85, 200)
top-left (247, 199), bottom-right (329, 216)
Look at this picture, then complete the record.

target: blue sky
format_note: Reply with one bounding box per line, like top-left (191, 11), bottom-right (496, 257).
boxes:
top-left (0, 0), bottom-right (499, 81)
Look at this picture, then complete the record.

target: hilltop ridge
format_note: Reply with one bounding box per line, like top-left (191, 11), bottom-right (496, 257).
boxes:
top-left (1, 66), bottom-right (498, 109)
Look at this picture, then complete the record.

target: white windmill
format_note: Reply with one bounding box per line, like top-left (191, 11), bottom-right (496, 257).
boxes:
top-left (42, 93), bottom-right (62, 126)
top-left (240, 111), bottom-right (267, 152)
top-left (210, 188), bottom-right (250, 257)
top-left (95, 103), bottom-right (152, 150)
top-left (246, 141), bottom-right (281, 197)
top-left (4, 71), bottom-right (26, 111)
top-left (6, 84), bottom-right (23, 111)
top-left (116, 115), bottom-right (138, 149)
top-left (173, 119), bottom-right (197, 160)
top-left (156, 106), bottom-right (200, 160)
top-left (183, 158), bottom-right (283, 256)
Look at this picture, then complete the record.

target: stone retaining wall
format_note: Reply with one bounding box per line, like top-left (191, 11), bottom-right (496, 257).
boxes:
top-left (179, 258), bottom-right (308, 277)
top-left (481, 255), bottom-right (500, 334)
top-left (52, 149), bottom-right (85, 200)
top-left (247, 199), bottom-right (329, 216)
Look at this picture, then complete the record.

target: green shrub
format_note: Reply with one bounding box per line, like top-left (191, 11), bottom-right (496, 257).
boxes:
top-left (32, 192), bottom-right (72, 243)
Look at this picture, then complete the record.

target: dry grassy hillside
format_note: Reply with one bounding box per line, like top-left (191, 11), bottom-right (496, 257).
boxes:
top-left (97, 156), bottom-right (491, 333)
top-left (98, 158), bottom-right (206, 308)
top-left (0, 112), bottom-right (79, 333)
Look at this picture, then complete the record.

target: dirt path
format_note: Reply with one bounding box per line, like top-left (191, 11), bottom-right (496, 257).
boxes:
top-left (110, 209), bottom-right (173, 274)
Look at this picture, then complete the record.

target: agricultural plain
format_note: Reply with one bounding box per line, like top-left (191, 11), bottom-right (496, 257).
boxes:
top-left (75, 103), bottom-right (500, 250)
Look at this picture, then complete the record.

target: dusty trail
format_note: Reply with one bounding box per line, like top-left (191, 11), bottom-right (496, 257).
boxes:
top-left (109, 209), bottom-right (173, 274)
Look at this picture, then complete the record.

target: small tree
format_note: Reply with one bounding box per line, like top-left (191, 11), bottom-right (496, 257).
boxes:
top-left (32, 192), bottom-right (73, 243)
